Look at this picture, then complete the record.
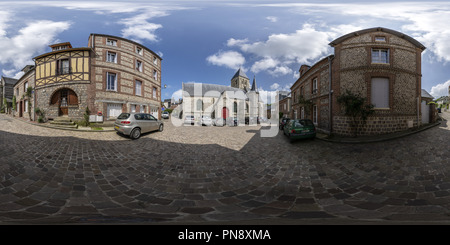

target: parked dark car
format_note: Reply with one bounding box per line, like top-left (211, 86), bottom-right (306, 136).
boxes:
top-left (114, 113), bottom-right (164, 140)
top-left (279, 118), bottom-right (290, 130)
top-left (283, 119), bottom-right (316, 142)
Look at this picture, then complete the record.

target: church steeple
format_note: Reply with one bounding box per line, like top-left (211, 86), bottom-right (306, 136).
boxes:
top-left (231, 68), bottom-right (250, 90)
top-left (251, 75), bottom-right (258, 92)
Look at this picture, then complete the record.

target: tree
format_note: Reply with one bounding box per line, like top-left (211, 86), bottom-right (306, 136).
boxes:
top-left (337, 90), bottom-right (375, 137)
top-left (12, 95), bottom-right (16, 116)
top-left (2, 98), bottom-right (7, 113)
top-left (298, 95), bottom-right (313, 116)
top-left (25, 86), bottom-right (33, 120)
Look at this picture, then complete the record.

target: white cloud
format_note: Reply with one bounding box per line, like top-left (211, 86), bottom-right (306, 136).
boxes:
top-left (430, 80), bottom-right (450, 98)
top-left (251, 57), bottom-right (278, 73)
top-left (0, 19), bottom-right (71, 73)
top-left (232, 24), bottom-right (333, 64)
top-left (227, 38), bottom-right (249, 47)
top-left (268, 66), bottom-right (293, 77)
top-left (206, 50), bottom-right (246, 70)
top-left (171, 89), bottom-right (183, 101)
top-left (270, 83), bottom-right (280, 90)
top-left (266, 16), bottom-right (278, 22)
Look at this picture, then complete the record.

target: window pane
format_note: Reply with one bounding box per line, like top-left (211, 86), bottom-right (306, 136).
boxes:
top-left (372, 49), bottom-right (389, 63)
top-left (107, 73), bottom-right (116, 91)
top-left (371, 78), bottom-right (389, 108)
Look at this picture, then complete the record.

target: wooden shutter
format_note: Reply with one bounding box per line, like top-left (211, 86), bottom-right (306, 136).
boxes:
top-left (68, 90), bottom-right (78, 105)
top-left (51, 91), bottom-right (60, 105)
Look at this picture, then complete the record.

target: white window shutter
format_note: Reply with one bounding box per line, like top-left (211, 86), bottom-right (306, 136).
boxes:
top-left (371, 78), bottom-right (389, 108)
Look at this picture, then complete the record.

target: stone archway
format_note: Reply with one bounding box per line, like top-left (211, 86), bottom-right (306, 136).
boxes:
top-left (50, 88), bottom-right (78, 116)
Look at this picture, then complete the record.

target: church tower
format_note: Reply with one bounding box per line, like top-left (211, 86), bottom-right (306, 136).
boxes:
top-left (231, 68), bottom-right (250, 91)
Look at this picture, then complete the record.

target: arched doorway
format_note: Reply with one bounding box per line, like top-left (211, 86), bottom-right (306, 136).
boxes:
top-left (222, 107), bottom-right (229, 119)
top-left (50, 88), bottom-right (78, 116)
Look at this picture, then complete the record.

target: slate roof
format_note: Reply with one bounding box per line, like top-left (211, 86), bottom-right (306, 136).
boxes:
top-left (2, 76), bottom-right (18, 85)
top-left (421, 89), bottom-right (434, 99)
top-left (329, 27), bottom-right (426, 50)
top-left (232, 68), bottom-right (248, 80)
top-left (182, 82), bottom-right (246, 99)
top-left (251, 76), bottom-right (258, 92)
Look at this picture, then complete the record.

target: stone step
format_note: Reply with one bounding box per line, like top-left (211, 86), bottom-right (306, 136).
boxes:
top-left (46, 124), bottom-right (78, 129)
top-left (53, 117), bottom-right (72, 122)
top-left (50, 121), bottom-right (76, 125)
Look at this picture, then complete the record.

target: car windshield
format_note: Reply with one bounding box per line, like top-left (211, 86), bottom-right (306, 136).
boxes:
top-left (293, 119), bottom-right (313, 127)
top-left (117, 113), bottom-right (130, 119)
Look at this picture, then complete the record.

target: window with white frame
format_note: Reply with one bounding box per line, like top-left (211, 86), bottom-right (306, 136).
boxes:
top-left (136, 46), bottom-right (143, 55)
top-left (153, 57), bottom-right (158, 65)
top-left (131, 104), bottom-right (136, 113)
top-left (153, 70), bottom-right (158, 80)
top-left (372, 48), bottom-right (389, 64)
top-left (153, 87), bottom-right (157, 99)
top-left (301, 107), bottom-right (305, 119)
top-left (24, 100), bottom-right (28, 113)
top-left (313, 105), bottom-right (317, 124)
top-left (135, 80), bottom-right (142, 96)
top-left (375, 36), bottom-right (386, 42)
top-left (24, 81), bottom-right (28, 92)
top-left (106, 72), bottom-right (117, 91)
top-left (107, 51), bottom-right (117, 63)
top-left (106, 38), bottom-right (117, 46)
top-left (371, 77), bottom-right (389, 108)
top-left (312, 78), bottom-right (318, 94)
top-left (136, 60), bottom-right (143, 72)
top-left (140, 105), bottom-right (145, 113)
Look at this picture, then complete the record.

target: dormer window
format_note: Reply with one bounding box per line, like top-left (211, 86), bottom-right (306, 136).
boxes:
top-left (106, 38), bottom-right (117, 46)
top-left (375, 36), bottom-right (386, 42)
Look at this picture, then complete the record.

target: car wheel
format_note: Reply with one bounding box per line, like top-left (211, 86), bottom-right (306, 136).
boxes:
top-left (159, 124), bottom-right (164, 132)
top-left (130, 128), bottom-right (141, 140)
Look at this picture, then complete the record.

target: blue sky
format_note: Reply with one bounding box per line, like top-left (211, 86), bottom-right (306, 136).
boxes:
top-left (1, 0), bottom-right (450, 103)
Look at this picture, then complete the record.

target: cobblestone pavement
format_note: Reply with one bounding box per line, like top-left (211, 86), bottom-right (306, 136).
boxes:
top-left (1, 113), bottom-right (450, 224)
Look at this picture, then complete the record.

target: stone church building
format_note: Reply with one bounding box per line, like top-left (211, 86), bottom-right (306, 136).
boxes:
top-left (180, 69), bottom-right (264, 124)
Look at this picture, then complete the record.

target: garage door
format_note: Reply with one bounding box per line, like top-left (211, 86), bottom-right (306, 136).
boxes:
top-left (107, 103), bottom-right (122, 118)
top-left (151, 108), bottom-right (159, 118)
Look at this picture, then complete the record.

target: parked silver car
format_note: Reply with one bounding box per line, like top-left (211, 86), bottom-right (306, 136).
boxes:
top-left (200, 115), bottom-right (212, 126)
top-left (162, 111), bottom-right (170, 119)
top-left (114, 113), bottom-right (164, 139)
top-left (184, 115), bottom-right (195, 125)
top-left (213, 117), bottom-right (225, 127)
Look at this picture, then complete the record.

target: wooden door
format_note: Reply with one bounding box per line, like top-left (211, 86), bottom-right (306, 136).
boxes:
top-left (222, 107), bottom-right (228, 119)
top-left (59, 90), bottom-right (68, 116)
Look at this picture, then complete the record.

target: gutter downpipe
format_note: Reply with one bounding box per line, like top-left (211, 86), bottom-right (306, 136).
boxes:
top-left (328, 55), bottom-right (334, 135)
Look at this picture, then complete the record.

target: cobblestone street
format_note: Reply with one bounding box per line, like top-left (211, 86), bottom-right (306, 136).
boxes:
top-left (1, 113), bottom-right (450, 224)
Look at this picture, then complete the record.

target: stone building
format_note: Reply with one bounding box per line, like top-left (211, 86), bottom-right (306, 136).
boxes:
top-left (278, 91), bottom-right (291, 119)
top-left (14, 33), bottom-right (162, 122)
top-left (13, 65), bottom-right (35, 120)
top-left (0, 76), bottom-right (18, 113)
top-left (291, 27), bottom-right (427, 136)
top-left (180, 68), bottom-right (264, 124)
